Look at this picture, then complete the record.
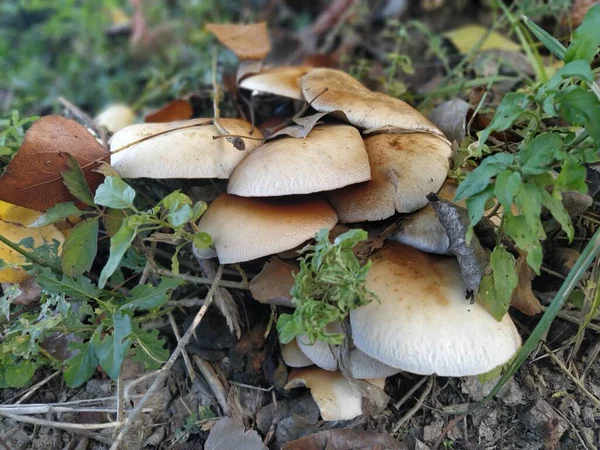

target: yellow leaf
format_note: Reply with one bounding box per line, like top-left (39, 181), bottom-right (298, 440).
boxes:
top-left (444, 25), bottom-right (521, 54)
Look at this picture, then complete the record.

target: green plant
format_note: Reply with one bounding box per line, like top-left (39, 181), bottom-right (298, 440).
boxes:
top-left (276, 229), bottom-right (374, 345)
top-left (0, 111), bottom-right (38, 169)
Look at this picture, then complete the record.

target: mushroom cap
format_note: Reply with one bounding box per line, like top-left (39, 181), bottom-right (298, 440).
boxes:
top-left (350, 242), bottom-right (522, 376)
top-left (327, 133), bottom-right (451, 222)
top-left (296, 323), bottom-right (400, 379)
top-left (239, 66), bottom-right (311, 100)
top-left (285, 368), bottom-right (385, 421)
top-left (391, 179), bottom-right (458, 254)
top-left (95, 104), bottom-right (136, 133)
top-left (227, 125), bottom-right (370, 197)
top-left (197, 193), bottom-right (338, 264)
top-left (109, 119), bottom-right (263, 179)
top-left (282, 340), bottom-right (313, 368)
top-left (301, 68), bottom-right (443, 135)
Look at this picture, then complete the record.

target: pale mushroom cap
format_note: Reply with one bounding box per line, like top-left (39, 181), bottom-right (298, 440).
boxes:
top-left (227, 125), bottom-right (371, 197)
top-left (285, 368), bottom-right (385, 421)
top-left (282, 340), bottom-right (313, 368)
top-left (301, 68), bottom-right (443, 135)
top-left (350, 243), bottom-right (522, 376)
top-left (197, 193), bottom-right (338, 264)
top-left (239, 66), bottom-right (311, 100)
top-left (109, 118), bottom-right (263, 179)
top-left (95, 104), bottom-right (136, 133)
top-left (327, 133), bottom-right (451, 222)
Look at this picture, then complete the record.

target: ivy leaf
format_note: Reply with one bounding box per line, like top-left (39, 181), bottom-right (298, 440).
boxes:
top-left (479, 246), bottom-right (518, 321)
top-left (94, 176), bottom-right (136, 209)
top-left (556, 154), bottom-right (588, 193)
top-left (29, 202), bottom-right (83, 228)
top-left (564, 3), bottom-right (600, 63)
top-left (61, 154), bottom-right (96, 206)
top-left (478, 92), bottom-right (531, 148)
top-left (121, 278), bottom-right (185, 312)
top-left (63, 341), bottom-right (99, 388)
top-left (4, 360), bottom-right (37, 388)
top-left (455, 153), bottom-right (514, 201)
top-left (540, 189), bottom-right (575, 241)
top-left (98, 221), bottom-right (137, 289)
top-left (91, 311), bottom-right (133, 380)
top-left (35, 267), bottom-right (100, 299)
top-left (61, 218), bottom-right (99, 276)
top-left (129, 322), bottom-right (169, 370)
top-left (519, 133), bottom-right (563, 175)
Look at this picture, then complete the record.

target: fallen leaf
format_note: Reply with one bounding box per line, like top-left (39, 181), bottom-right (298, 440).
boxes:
top-left (268, 111), bottom-right (348, 140)
top-left (206, 23), bottom-right (271, 60)
top-left (551, 247), bottom-right (581, 276)
top-left (510, 256), bottom-right (543, 316)
top-left (444, 25), bottom-right (521, 54)
top-left (144, 99), bottom-right (193, 123)
top-left (282, 429), bottom-right (407, 450)
top-left (1, 278), bottom-right (41, 306)
top-left (249, 257), bottom-right (297, 308)
top-left (0, 116), bottom-right (109, 212)
top-left (204, 417), bottom-right (267, 450)
top-left (427, 99), bottom-right (471, 144)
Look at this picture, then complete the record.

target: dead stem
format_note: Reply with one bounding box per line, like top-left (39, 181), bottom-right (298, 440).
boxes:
top-left (392, 376), bottom-right (434, 433)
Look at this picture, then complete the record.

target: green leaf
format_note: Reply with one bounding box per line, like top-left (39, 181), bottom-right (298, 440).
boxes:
top-left (191, 201), bottom-right (208, 222)
top-left (61, 218), bottom-right (99, 276)
top-left (545, 60), bottom-right (594, 90)
top-left (129, 322), bottom-right (169, 370)
top-left (466, 185), bottom-right (495, 227)
top-left (523, 15), bottom-right (566, 60)
top-left (103, 208), bottom-right (127, 237)
top-left (518, 133), bottom-right (563, 175)
top-left (494, 170), bottom-right (521, 210)
top-left (161, 191), bottom-right (192, 210)
top-left (98, 222), bottom-right (137, 289)
top-left (4, 361), bottom-right (37, 388)
top-left (556, 87), bottom-right (600, 143)
top-left (35, 267), bottom-right (100, 299)
top-left (540, 189), bottom-right (574, 241)
top-left (515, 182), bottom-right (543, 231)
top-left (121, 278), bottom-right (185, 312)
top-left (564, 3), bottom-right (600, 63)
top-left (94, 176), bottom-right (136, 209)
top-left (193, 231), bottom-right (212, 249)
top-left (478, 246), bottom-right (517, 321)
top-left (63, 341), bottom-right (99, 388)
top-left (556, 154), bottom-right (588, 193)
top-left (166, 204), bottom-right (193, 228)
top-left (61, 154), bottom-right (96, 206)
top-left (455, 153), bottom-right (514, 201)
top-left (91, 311), bottom-right (133, 380)
top-left (29, 202), bottom-right (83, 227)
top-left (478, 92), bottom-right (531, 148)
top-left (504, 214), bottom-right (543, 274)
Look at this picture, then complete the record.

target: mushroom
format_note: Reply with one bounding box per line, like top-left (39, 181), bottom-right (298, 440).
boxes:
top-left (285, 368), bottom-right (385, 421)
top-left (227, 124), bottom-right (370, 197)
top-left (350, 242), bottom-right (522, 376)
top-left (239, 66), bottom-right (311, 100)
top-left (301, 68), bottom-right (444, 136)
top-left (109, 118), bottom-right (263, 179)
top-left (326, 133), bottom-right (452, 222)
top-left (197, 193), bottom-right (338, 264)
top-left (281, 340), bottom-right (313, 368)
top-left (95, 104), bottom-right (136, 133)
top-left (295, 323), bottom-right (401, 378)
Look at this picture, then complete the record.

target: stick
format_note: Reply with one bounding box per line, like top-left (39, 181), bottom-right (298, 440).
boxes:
top-left (392, 376), bottom-right (434, 432)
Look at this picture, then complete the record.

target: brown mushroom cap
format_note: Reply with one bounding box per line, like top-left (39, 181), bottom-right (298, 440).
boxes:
top-left (326, 133), bottom-right (451, 222)
top-left (109, 119), bottom-right (263, 179)
top-left (239, 66), bottom-right (311, 100)
top-left (227, 125), bottom-right (371, 197)
top-left (350, 242), bottom-right (522, 376)
top-left (301, 68), bottom-right (444, 136)
top-left (197, 193), bottom-right (338, 264)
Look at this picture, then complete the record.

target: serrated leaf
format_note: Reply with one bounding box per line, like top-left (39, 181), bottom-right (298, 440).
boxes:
top-left (63, 341), bottom-right (98, 388)
top-left (29, 202), bottom-right (83, 228)
top-left (129, 322), bottom-right (169, 370)
top-left (94, 176), bottom-right (136, 209)
top-left (564, 3), bottom-right (600, 63)
top-left (35, 267), bottom-right (100, 299)
top-left (121, 278), bottom-right (185, 312)
top-left (61, 154), bottom-right (96, 206)
top-left (98, 222), bottom-right (137, 289)
top-left (4, 360), bottom-right (37, 388)
top-left (91, 311), bottom-right (133, 380)
top-left (478, 92), bottom-right (531, 149)
top-left (478, 246), bottom-right (517, 321)
top-left (61, 218), bottom-right (99, 276)
top-left (455, 153), bottom-right (514, 201)
top-left (494, 170), bottom-right (521, 210)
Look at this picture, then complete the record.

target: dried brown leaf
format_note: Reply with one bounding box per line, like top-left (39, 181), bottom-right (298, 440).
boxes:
top-left (268, 111), bottom-right (348, 140)
top-left (0, 116), bottom-right (109, 212)
top-left (144, 99), bottom-right (193, 123)
top-left (510, 256), bottom-right (543, 316)
top-left (249, 257), bottom-right (297, 308)
top-left (206, 22), bottom-right (271, 60)
top-left (205, 417), bottom-right (267, 450)
top-left (282, 429), bottom-right (407, 450)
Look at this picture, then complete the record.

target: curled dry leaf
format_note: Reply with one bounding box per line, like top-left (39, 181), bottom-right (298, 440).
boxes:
top-left (0, 116), bottom-right (109, 212)
top-left (282, 429), bottom-right (408, 450)
top-left (206, 22), bottom-right (271, 60)
top-left (249, 256), bottom-right (298, 308)
top-left (268, 111), bottom-right (349, 140)
top-left (144, 99), bottom-right (193, 123)
top-left (510, 256), bottom-right (543, 316)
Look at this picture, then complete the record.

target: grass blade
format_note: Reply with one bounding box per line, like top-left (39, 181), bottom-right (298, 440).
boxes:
top-left (522, 15), bottom-right (567, 60)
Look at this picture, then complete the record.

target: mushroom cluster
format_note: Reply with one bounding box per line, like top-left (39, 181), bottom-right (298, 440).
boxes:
top-left (108, 66), bottom-right (521, 421)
